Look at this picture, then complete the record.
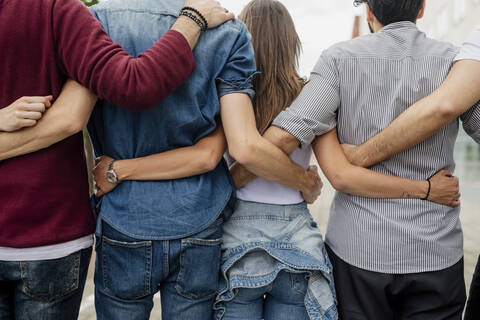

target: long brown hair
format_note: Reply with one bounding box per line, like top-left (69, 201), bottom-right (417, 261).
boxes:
top-left (239, 0), bottom-right (305, 134)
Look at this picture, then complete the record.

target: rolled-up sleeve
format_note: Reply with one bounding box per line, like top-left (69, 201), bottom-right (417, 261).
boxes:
top-left (461, 101), bottom-right (480, 144)
top-left (216, 24), bottom-right (257, 100)
top-left (455, 25), bottom-right (480, 62)
top-left (272, 51), bottom-right (340, 147)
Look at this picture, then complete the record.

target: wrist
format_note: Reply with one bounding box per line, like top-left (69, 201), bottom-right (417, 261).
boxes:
top-left (113, 159), bottom-right (131, 182)
top-left (422, 178), bottom-right (431, 200)
top-left (171, 16), bottom-right (202, 49)
top-left (300, 170), bottom-right (314, 194)
top-left (410, 179), bottom-right (429, 199)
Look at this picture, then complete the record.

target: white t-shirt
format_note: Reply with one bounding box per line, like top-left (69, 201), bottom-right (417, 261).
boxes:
top-left (455, 25), bottom-right (480, 62)
top-left (0, 235), bottom-right (93, 261)
top-left (229, 146), bottom-right (312, 205)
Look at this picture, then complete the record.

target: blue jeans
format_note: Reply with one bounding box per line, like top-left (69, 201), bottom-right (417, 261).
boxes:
top-left (0, 247), bottom-right (92, 320)
top-left (94, 219), bottom-right (223, 320)
top-left (221, 270), bottom-right (309, 320)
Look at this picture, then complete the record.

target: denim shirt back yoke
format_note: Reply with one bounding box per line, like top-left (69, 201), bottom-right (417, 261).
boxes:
top-left (87, 0), bottom-right (257, 239)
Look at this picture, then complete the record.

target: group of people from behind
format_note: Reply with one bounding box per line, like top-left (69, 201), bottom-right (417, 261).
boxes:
top-left (0, 0), bottom-right (479, 319)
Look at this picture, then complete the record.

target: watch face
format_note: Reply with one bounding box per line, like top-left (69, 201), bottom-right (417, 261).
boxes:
top-left (107, 171), bottom-right (117, 184)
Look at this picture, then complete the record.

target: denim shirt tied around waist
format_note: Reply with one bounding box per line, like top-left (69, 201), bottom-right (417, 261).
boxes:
top-left (87, 0), bottom-right (257, 240)
top-left (214, 200), bottom-right (338, 320)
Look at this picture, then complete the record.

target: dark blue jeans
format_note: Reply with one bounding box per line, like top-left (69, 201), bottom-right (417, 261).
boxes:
top-left (94, 218), bottom-right (223, 320)
top-left (0, 247), bottom-right (92, 320)
top-left (465, 255), bottom-right (480, 320)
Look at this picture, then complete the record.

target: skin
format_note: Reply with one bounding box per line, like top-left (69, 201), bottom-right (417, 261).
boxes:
top-left (94, 125), bottom-right (228, 196)
top-left (228, 1), bottom-right (460, 207)
top-left (94, 93), bottom-right (322, 201)
top-left (342, 60), bottom-right (480, 168)
top-left (0, 96), bottom-right (53, 132)
top-left (0, 0), bottom-right (234, 158)
top-left (340, 2), bottom-right (480, 168)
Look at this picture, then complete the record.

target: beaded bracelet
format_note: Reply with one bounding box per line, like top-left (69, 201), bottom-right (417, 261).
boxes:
top-left (180, 10), bottom-right (206, 31)
top-left (182, 6), bottom-right (209, 30)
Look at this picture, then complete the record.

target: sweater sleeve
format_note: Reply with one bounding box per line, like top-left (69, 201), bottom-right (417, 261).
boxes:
top-left (52, 0), bottom-right (195, 110)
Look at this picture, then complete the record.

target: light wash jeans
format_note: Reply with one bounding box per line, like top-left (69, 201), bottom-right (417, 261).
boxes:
top-left (222, 270), bottom-right (309, 320)
top-left (215, 200), bottom-right (337, 320)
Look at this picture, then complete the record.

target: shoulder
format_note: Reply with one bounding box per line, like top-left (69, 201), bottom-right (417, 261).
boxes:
top-left (207, 19), bottom-right (248, 38)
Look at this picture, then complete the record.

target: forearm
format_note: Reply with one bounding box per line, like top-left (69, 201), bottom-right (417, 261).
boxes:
top-left (354, 60), bottom-right (480, 167)
top-left (230, 126), bottom-right (299, 188)
top-left (333, 166), bottom-right (428, 199)
top-left (238, 136), bottom-right (313, 192)
top-left (114, 125), bottom-right (226, 181)
top-left (0, 81), bottom-right (96, 160)
top-left (116, 149), bottom-right (209, 181)
top-left (171, 16), bottom-right (201, 50)
top-left (314, 130), bottom-right (428, 199)
top-left (57, 1), bottom-right (195, 110)
top-left (221, 94), bottom-right (313, 193)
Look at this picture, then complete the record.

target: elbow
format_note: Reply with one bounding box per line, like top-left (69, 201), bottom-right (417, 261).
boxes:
top-left (229, 141), bottom-right (257, 167)
top-left (118, 84), bottom-right (162, 110)
top-left (199, 148), bottom-right (223, 172)
top-left (124, 94), bottom-right (157, 111)
top-left (329, 172), bottom-right (349, 192)
top-left (436, 100), bottom-right (459, 122)
top-left (64, 118), bottom-right (87, 136)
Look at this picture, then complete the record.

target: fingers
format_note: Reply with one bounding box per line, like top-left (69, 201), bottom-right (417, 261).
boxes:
top-left (18, 102), bottom-right (47, 113)
top-left (19, 111), bottom-right (43, 120)
top-left (20, 96), bottom-right (53, 107)
top-left (437, 169), bottom-right (453, 177)
top-left (224, 11), bottom-right (235, 21)
top-left (19, 119), bottom-right (38, 128)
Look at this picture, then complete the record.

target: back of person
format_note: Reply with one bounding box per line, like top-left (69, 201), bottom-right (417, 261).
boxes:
top-left (0, 0), bottom-right (94, 248)
top-left (325, 22), bottom-right (462, 274)
top-left (214, 1), bottom-right (337, 319)
top-left (88, 0), bottom-right (254, 238)
top-left (235, 147), bottom-right (312, 204)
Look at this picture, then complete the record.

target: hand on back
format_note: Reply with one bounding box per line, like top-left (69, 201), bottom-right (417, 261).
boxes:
top-left (301, 165), bottom-right (323, 204)
top-left (0, 96), bottom-right (52, 132)
top-left (428, 169), bottom-right (460, 207)
top-left (185, 0), bottom-right (235, 29)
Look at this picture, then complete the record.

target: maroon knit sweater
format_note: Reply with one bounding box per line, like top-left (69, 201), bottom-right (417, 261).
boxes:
top-left (0, 0), bottom-right (196, 248)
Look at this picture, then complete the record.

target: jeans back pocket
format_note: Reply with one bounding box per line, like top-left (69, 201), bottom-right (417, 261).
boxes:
top-left (102, 236), bottom-right (152, 300)
top-left (176, 237), bottom-right (222, 300)
top-left (20, 251), bottom-right (81, 302)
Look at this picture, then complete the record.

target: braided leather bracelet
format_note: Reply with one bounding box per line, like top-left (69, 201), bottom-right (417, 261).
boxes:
top-left (182, 6), bottom-right (209, 30)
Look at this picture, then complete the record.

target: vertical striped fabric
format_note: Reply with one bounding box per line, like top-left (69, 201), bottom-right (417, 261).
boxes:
top-left (273, 22), bottom-right (480, 274)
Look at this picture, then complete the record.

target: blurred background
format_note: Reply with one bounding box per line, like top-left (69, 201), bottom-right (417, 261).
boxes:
top-left (79, 0), bottom-right (480, 318)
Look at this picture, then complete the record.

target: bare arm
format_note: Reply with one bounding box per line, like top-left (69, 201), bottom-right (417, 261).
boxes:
top-left (346, 60), bottom-right (480, 167)
top-left (315, 129), bottom-right (460, 206)
top-left (230, 126), bottom-right (300, 189)
top-left (0, 96), bottom-right (52, 132)
top-left (93, 125), bottom-right (227, 196)
top-left (0, 80), bottom-right (97, 160)
top-left (220, 93), bottom-right (321, 200)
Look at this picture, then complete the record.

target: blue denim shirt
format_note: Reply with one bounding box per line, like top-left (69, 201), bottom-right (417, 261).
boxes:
top-left (87, 0), bottom-right (256, 240)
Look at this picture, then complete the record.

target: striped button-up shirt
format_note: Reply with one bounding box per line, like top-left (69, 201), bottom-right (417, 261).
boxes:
top-left (273, 22), bottom-right (480, 274)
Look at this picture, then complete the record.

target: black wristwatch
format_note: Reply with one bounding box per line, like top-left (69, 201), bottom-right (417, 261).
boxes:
top-left (106, 160), bottom-right (119, 185)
